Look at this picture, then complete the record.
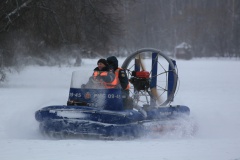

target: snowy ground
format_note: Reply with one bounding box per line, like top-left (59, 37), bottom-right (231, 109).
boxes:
top-left (0, 58), bottom-right (240, 160)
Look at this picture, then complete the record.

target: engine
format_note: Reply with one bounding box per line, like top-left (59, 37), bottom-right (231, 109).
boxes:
top-left (130, 71), bottom-right (150, 91)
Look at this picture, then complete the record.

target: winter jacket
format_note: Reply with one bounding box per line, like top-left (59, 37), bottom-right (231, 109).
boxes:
top-left (93, 66), bottom-right (114, 83)
top-left (107, 56), bottom-right (130, 90)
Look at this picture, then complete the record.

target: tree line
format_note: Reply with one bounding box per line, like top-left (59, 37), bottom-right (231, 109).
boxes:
top-left (121, 0), bottom-right (240, 58)
top-left (0, 0), bottom-right (239, 70)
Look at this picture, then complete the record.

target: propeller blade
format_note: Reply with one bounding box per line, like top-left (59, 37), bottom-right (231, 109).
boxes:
top-left (135, 54), bottom-right (146, 71)
top-left (135, 53), bottom-right (162, 106)
top-left (151, 87), bottom-right (162, 105)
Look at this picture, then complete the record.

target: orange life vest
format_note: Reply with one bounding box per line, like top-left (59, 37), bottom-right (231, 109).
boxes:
top-left (107, 68), bottom-right (130, 90)
top-left (93, 68), bottom-right (130, 90)
top-left (92, 70), bottom-right (117, 88)
top-left (93, 71), bottom-right (108, 77)
top-left (103, 69), bottom-right (121, 89)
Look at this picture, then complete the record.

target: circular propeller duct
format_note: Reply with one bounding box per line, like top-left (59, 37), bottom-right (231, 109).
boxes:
top-left (121, 48), bottom-right (178, 106)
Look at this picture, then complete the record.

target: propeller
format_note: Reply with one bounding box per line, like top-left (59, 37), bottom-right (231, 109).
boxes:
top-left (122, 48), bottom-right (178, 107)
top-left (135, 53), bottom-right (162, 106)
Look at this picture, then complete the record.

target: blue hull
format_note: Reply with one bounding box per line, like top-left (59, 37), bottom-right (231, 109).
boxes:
top-left (35, 105), bottom-right (190, 138)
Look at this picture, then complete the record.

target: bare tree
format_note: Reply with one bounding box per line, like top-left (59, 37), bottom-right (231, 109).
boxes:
top-left (0, 0), bottom-right (40, 32)
top-left (0, 0), bottom-right (124, 68)
top-left (1, 0), bottom-right (240, 65)
top-left (119, 0), bottom-right (240, 57)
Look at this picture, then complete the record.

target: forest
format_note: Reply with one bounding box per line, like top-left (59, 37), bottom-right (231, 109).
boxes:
top-left (0, 0), bottom-right (240, 73)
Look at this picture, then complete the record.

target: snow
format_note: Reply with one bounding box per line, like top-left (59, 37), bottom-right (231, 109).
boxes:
top-left (1, 58), bottom-right (240, 160)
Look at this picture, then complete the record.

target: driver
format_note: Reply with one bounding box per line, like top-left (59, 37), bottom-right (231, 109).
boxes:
top-left (83, 59), bottom-right (116, 88)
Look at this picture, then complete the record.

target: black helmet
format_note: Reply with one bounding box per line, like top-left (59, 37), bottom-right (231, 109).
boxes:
top-left (97, 58), bottom-right (108, 66)
top-left (107, 56), bottom-right (118, 70)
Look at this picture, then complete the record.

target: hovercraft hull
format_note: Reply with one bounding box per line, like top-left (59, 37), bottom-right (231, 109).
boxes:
top-left (35, 105), bottom-right (190, 139)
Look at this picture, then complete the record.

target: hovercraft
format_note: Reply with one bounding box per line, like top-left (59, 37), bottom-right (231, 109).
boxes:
top-left (35, 48), bottom-right (190, 139)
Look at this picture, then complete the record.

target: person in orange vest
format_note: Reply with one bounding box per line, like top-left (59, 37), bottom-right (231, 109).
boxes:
top-left (107, 56), bottom-right (130, 90)
top-left (107, 56), bottom-right (147, 117)
top-left (93, 59), bottom-right (115, 83)
top-left (106, 56), bottom-right (131, 108)
top-left (83, 59), bottom-right (115, 88)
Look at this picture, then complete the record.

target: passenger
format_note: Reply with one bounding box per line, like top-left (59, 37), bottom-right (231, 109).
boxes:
top-left (83, 59), bottom-right (115, 88)
top-left (107, 56), bottom-right (147, 117)
top-left (106, 56), bottom-right (131, 108)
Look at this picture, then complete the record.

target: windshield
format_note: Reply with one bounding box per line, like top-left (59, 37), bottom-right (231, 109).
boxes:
top-left (70, 71), bottom-right (84, 88)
